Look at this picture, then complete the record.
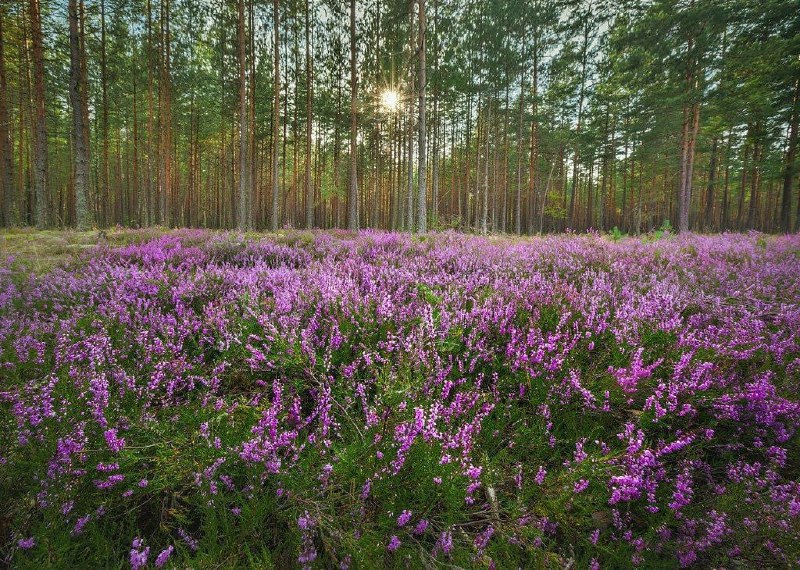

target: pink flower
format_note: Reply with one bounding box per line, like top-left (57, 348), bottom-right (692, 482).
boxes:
top-left (387, 535), bottom-right (401, 552)
top-left (574, 479), bottom-right (590, 493)
top-left (397, 510), bottom-right (412, 527)
top-left (155, 545), bottom-right (174, 568)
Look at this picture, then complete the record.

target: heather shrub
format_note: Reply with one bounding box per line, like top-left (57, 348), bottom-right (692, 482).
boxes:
top-left (1, 230), bottom-right (799, 568)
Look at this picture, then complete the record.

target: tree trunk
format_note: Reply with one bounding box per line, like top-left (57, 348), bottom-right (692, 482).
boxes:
top-left (69, 0), bottom-right (91, 230)
top-left (430, 0), bottom-right (440, 229)
top-left (29, 0), bottom-right (48, 227)
top-left (482, 100), bottom-right (490, 234)
top-left (132, 66), bottom-right (141, 226)
top-left (272, 0), bottom-right (281, 231)
top-left (416, 0), bottom-right (427, 233)
top-left (678, 103), bottom-right (690, 232)
top-left (146, 0), bottom-right (155, 225)
top-left (747, 133), bottom-right (762, 230)
top-left (406, 109), bottom-right (414, 230)
top-left (0, 7), bottom-right (14, 226)
top-left (721, 132), bottom-right (731, 231)
top-left (305, 0), bottom-right (314, 228)
top-left (780, 79), bottom-right (799, 232)
top-left (737, 137), bottom-right (749, 230)
top-left (704, 137), bottom-right (718, 230)
top-left (528, 19), bottom-right (539, 234)
top-left (515, 69), bottom-right (524, 235)
top-left (100, 0), bottom-right (110, 226)
top-left (347, 0), bottom-right (359, 230)
top-left (160, 0), bottom-right (173, 226)
top-left (237, 0), bottom-right (249, 230)
top-left (568, 21), bottom-right (589, 229)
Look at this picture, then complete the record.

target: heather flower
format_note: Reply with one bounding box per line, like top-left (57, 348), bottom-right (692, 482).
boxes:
top-left (590, 529), bottom-right (600, 544)
top-left (154, 545), bottom-right (174, 568)
top-left (177, 528), bottom-right (198, 552)
top-left (72, 515), bottom-right (91, 535)
top-left (397, 510), bottom-right (412, 527)
top-left (17, 537), bottom-right (35, 550)
top-left (436, 530), bottom-right (454, 557)
top-left (474, 526), bottom-right (494, 551)
top-left (574, 479), bottom-right (590, 493)
top-left (130, 537), bottom-right (149, 570)
top-left (413, 519), bottom-right (429, 535)
top-left (3, 230), bottom-right (800, 568)
top-left (387, 535), bottom-right (401, 552)
top-left (104, 429), bottom-right (125, 453)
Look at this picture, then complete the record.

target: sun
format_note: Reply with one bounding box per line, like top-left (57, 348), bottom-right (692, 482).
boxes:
top-left (380, 89), bottom-right (401, 114)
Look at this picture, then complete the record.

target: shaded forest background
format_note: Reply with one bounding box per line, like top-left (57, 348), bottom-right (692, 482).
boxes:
top-left (0, 0), bottom-right (798, 234)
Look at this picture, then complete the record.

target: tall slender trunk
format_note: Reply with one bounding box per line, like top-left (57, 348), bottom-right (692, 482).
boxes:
top-left (160, 0), bottom-right (173, 226)
top-left (747, 131), bottom-right (762, 229)
top-left (721, 132), bottom-right (731, 230)
top-left (678, 13), bottom-right (700, 233)
top-left (248, 0), bottom-right (257, 228)
top-left (515, 69), bottom-right (524, 234)
top-left (482, 100), bottom-right (490, 234)
top-left (406, 108), bottom-right (414, 230)
top-left (69, 0), bottom-right (91, 230)
top-left (569, 21), bottom-right (589, 229)
top-left (737, 134), bottom-right (750, 229)
top-left (704, 137), bottom-right (718, 230)
top-left (0, 7), bottom-right (14, 226)
top-left (132, 67), bottom-right (141, 226)
top-left (271, 0), bottom-right (281, 231)
top-left (100, 0), bottom-right (110, 226)
top-left (347, 0), bottom-right (359, 230)
top-left (679, 99), bottom-right (700, 232)
top-left (146, 0), bottom-right (155, 225)
top-left (780, 79), bottom-right (799, 232)
top-left (237, 0), bottom-right (249, 230)
top-left (29, 0), bottom-right (48, 227)
top-left (500, 83), bottom-right (509, 232)
top-left (416, 0), bottom-right (427, 232)
top-left (305, 0), bottom-right (314, 228)
top-left (528, 17), bottom-right (539, 234)
top-left (430, 0), bottom-right (439, 229)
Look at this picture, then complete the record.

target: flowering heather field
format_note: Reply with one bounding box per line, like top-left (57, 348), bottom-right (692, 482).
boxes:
top-left (2, 230), bottom-right (800, 569)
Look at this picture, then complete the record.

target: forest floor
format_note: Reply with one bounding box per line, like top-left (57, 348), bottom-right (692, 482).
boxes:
top-left (2, 229), bottom-right (800, 569)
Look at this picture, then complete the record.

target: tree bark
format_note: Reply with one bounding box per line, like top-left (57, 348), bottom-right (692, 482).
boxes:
top-left (69, 0), bottom-right (92, 230)
top-left (528, 16), bottom-right (539, 234)
top-left (237, 0), bottom-right (249, 230)
top-left (100, 0), bottom-right (110, 226)
top-left (305, 0), bottom-right (314, 228)
top-left (0, 7), bottom-right (14, 226)
top-left (780, 79), bottom-right (799, 232)
top-left (271, 0), bottom-right (281, 231)
top-left (704, 137), bottom-right (718, 230)
top-left (568, 21), bottom-right (589, 229)
top-left (347, 0), bottom-right (359, 230)
top-left (416, 0), bottom-right (427, 233)
top-left (482, 100), bottom-right (490, 234)
top-left (160, 0), bottom-right (173, 226)
top-left (28, 0), bottom-right (48, 227)
top-left (515, 69), bottom-right (524, 235)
